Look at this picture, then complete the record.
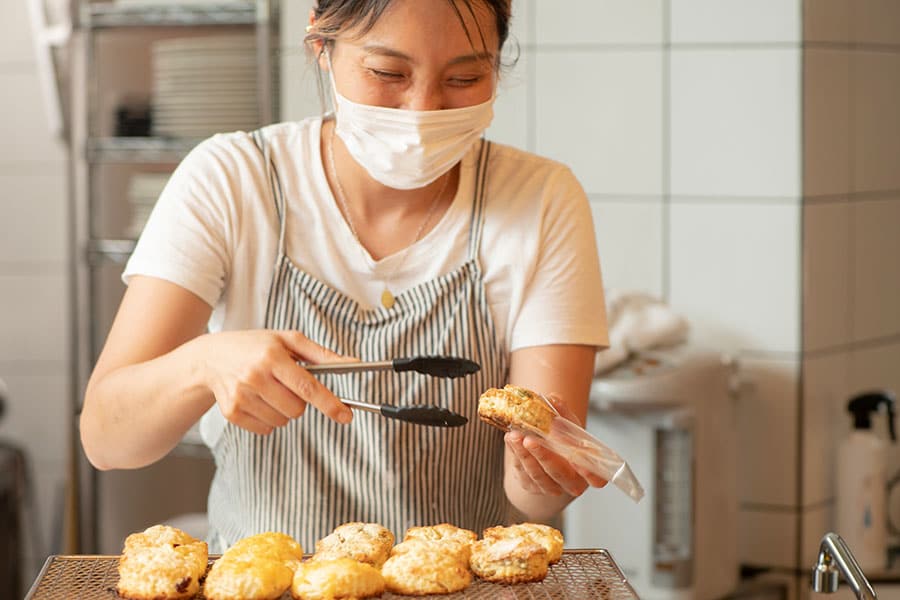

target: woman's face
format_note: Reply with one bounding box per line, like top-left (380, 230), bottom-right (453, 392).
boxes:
top-left (324, 0), bottom-right (499, 111)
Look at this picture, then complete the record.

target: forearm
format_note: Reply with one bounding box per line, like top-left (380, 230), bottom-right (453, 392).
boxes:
top-left (80, 334), bottom-right (214, 470)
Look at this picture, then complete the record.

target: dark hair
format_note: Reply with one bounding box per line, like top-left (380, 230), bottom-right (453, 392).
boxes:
top-left (305, 0), bottom-right (513, 61)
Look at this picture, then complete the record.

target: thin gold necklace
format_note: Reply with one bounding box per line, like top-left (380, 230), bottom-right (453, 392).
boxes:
top-left (328, 124), bottom-right (449, 309)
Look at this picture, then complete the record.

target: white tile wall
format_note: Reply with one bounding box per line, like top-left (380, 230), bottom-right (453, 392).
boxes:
top-left (851, 51), bottom-right (900, 193)
top-left (0, 372), bottom-right (70, 465)
top-left (0, 0), bottom-right (35, 64)
top-left (0, 69), bottom-right (66, 164)
top-left (852, 199), bottom-right (900, 342)
top-left (0, 173), bottom-right (67, 264)
top-left (488, 49), bottom-right (531, 150)
top-left (0, 271), bottom-right (68, 363)
top-left (802, 352), bottom-right (851, 506)
top-left (736, 357), bottom-right (800, 507)
top-left (280, 49), bottom-right (324, 123)
top-left (801, 503), bottom-right (834, 567)
top-left (738, 508), bottom-right (798, 568)
top-left (803, 201), bottom-right (852, 352)
top-left (535, 0), bottom-right (664, 45)
top-left (509, 0), bottom-right (533, 47)
top-left (670, 49), bottom-right (801, 199)
top-left (589, 199), bottom-right (664, 298)
top-left (670, 0), bottom-right (801, 44)
top-left (803, 0), bottom-right (852, 44)
top-left (803, 50), bottom-right (851, 198)
top-left (669, 202), bottom-right (801, 353)
top-left (853, 0), bottom-right (900, 47)
top-left (535, 50), bottom-right (663, 195)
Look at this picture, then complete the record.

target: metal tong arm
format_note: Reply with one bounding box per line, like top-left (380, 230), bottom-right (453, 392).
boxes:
top-left (339, 398), bottom-right (382, 414)
top-left (305, 361), bottom-right (394, 375)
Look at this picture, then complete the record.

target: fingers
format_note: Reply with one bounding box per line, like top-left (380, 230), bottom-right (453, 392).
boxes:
top-left (506, 431), bottom-right (590, 497)
top-left (277, 330), bottom-right (353, 364)
top-left (506, 431), bottom-right (563, 495)
top-left (271, 358), bottom-right (353, 425)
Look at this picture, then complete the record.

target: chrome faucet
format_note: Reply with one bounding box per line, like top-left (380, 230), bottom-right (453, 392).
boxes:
top-left (812, 532), bottom-right (877, 600)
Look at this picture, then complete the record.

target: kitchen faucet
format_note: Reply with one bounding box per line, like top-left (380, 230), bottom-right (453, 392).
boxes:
top-left (812, 532), bottom-right (877, 600)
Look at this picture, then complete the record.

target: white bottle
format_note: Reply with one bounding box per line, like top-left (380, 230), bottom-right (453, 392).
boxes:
top-left (835, 391), bottom-right (895, 573)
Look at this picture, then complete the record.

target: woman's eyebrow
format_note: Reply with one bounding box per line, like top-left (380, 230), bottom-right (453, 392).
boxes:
top-left (361, 44), bottom-right (494, 67)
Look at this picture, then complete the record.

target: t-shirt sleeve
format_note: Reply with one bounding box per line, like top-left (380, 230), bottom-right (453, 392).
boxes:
top-left (509, 166), bottom-right (609, 351)
top-left (122, 135), bottom-right (245, 307)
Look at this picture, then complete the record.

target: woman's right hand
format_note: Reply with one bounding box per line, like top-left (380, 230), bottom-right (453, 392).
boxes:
top-left (196, 329), bottom-right (354, 435)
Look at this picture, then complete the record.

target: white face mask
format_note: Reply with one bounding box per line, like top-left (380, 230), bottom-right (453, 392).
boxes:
top-left (329, 58), bottom-right (495, 190)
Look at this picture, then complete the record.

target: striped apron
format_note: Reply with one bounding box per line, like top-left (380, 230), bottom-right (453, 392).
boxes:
top-left (205, 132), bottom-right (510, 552)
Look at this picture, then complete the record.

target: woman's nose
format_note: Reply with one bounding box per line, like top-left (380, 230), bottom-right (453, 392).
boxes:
top-left (403, 83), bottom-right (444, 111)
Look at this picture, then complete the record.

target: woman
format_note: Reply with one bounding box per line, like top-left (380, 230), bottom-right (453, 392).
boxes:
top-left (80, 0), bottom-right (608, 552)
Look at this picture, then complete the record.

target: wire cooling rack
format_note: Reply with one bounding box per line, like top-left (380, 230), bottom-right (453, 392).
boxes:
top-left (25, 549), bottom-right (639, 599)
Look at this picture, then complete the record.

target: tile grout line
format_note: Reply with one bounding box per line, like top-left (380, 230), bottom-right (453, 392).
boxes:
top-left (661, 0), bottom-right (671, 303)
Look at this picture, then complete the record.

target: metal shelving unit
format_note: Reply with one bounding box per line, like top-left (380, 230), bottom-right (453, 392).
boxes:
top-left (68, 0), bottom-right (279, 554)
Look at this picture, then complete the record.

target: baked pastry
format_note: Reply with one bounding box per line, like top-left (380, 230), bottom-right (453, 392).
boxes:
top-left (226, 531), bottom-right (305, 571)
top-left (483, 523), bottom-right (564, 564)
top-left (477, 385), bottom-right (555, 435)
top-left (400, 523), bottom-right (477, 562)
top-left (382, 542), bottom-right (472, 595)
top-left (204, 531), bottom-right (304, 600)
top-left (469, 536), bottom-right (549, 583)
top-left (313, 522), bottom-right (395, 568)
top-left (290, 558), bottom-right (385, 600)
top-left (204, 557), bottom-right (294, 600)
top-left (116, 525), bottom-right (208, 600)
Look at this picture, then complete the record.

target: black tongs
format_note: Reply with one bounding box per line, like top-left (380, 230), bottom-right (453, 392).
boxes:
top-left (340, 398), bottom-right (467, 428)
top-left (303, 355), bottom-right (480, 379)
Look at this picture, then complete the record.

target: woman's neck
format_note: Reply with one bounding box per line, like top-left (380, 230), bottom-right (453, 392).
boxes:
top-left (321, 118), bottom-right (458, 260)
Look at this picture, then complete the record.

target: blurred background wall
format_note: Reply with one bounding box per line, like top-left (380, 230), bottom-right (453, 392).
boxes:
top-left (0, 0), bottom-right (899, 597)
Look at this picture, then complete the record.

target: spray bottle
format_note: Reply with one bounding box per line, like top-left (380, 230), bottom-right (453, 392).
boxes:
top-left (836, 391), bottom-right (896, 571)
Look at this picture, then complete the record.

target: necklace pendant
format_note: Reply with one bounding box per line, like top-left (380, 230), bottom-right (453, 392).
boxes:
top-left (381, 289), bottom-right (395, 309)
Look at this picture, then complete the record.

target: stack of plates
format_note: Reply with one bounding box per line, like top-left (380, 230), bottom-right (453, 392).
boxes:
top-left (126, 173), bottom-right (171, 238)
top-left (151, 34), bottom-right (259, 138)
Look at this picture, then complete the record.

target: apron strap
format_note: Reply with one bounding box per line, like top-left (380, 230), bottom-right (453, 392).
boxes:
top-left (250, 129), bottom-right (288, 256)
top-left (467, 138), bottom-right (491, 261)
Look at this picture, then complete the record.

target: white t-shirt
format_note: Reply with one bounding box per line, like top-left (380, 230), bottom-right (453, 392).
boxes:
top-left (124, 117), bottom-right (608, 352)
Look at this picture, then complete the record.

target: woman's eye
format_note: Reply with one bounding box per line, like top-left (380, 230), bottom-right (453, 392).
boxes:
top-left (448, 76), bottom-right (482, 86)
top-left (369, 69), bottom-right (404, 81)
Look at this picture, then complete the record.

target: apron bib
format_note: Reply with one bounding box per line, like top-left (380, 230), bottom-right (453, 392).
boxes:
top-left (205, 130), bottom-right (510, 552)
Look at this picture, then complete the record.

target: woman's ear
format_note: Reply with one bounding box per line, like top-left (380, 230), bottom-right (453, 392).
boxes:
top-left (307, 8), bottom-right (328, 70)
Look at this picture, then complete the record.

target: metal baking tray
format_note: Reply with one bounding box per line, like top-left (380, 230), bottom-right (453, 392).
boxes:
top-left (25, 549), bottom-right (639, 599)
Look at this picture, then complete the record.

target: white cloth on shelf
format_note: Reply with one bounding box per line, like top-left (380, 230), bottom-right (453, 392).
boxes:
top-left (594, 290), bottom-right (690, 375)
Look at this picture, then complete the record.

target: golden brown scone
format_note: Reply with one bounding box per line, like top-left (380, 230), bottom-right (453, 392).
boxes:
top-left (290, 558), bottom-right (385, 600)
top-left (116, 528), bottom-right (208, 600)
top-left (382, 543), bottom-right (472, 595)
top-left (122, 524), bottom-right (200, 554)
top-left (483, 523), bottom-right (564, 564)
top-left (477, 385), bottom-right (555, 435)
top-left (313, 522), bottom-right (395, 568)
top-left (204, 557), bottom-right (294, 600)
top-left (226, 531), bottom-right (305, 572)
top-left (469, 536), bottom-right (549, 584)
top-left (400, 524), bottom-right (477, 563)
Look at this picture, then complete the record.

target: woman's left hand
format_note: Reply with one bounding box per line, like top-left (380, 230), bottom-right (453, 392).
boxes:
top-left (504, 395), bottom-right (608, 498)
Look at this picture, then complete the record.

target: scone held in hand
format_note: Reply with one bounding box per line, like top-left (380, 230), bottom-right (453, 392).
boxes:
top-left (477, 384), bottom-right (555, 434)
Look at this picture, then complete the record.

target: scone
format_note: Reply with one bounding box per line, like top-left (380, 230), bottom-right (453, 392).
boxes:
top-left (204, 531), bottom-right (304, 600)
top-left (382, 542), bottom-right (472, 595)
top-left (116, 525), bottom-right (208, 600)
top-left (400, 524), bottom-right (477, 563)
top-left (204, 557), bottom-right (294, 600)
top-left (226, 531), bottom-right (305, 571)
top-left (477, 385), bottom-right (555, 435)
top-left (483, 523), bottom-right (564, 564)
top-left (313, 522), bottom-right (395, 568)
top-left (290, 558), bottom-right (385, 600)
top-left (469, 536), bottom-right (549, 583)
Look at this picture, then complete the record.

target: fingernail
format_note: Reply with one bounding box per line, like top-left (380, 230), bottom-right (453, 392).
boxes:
top-left (338, 411), bottom-right (353, 424)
